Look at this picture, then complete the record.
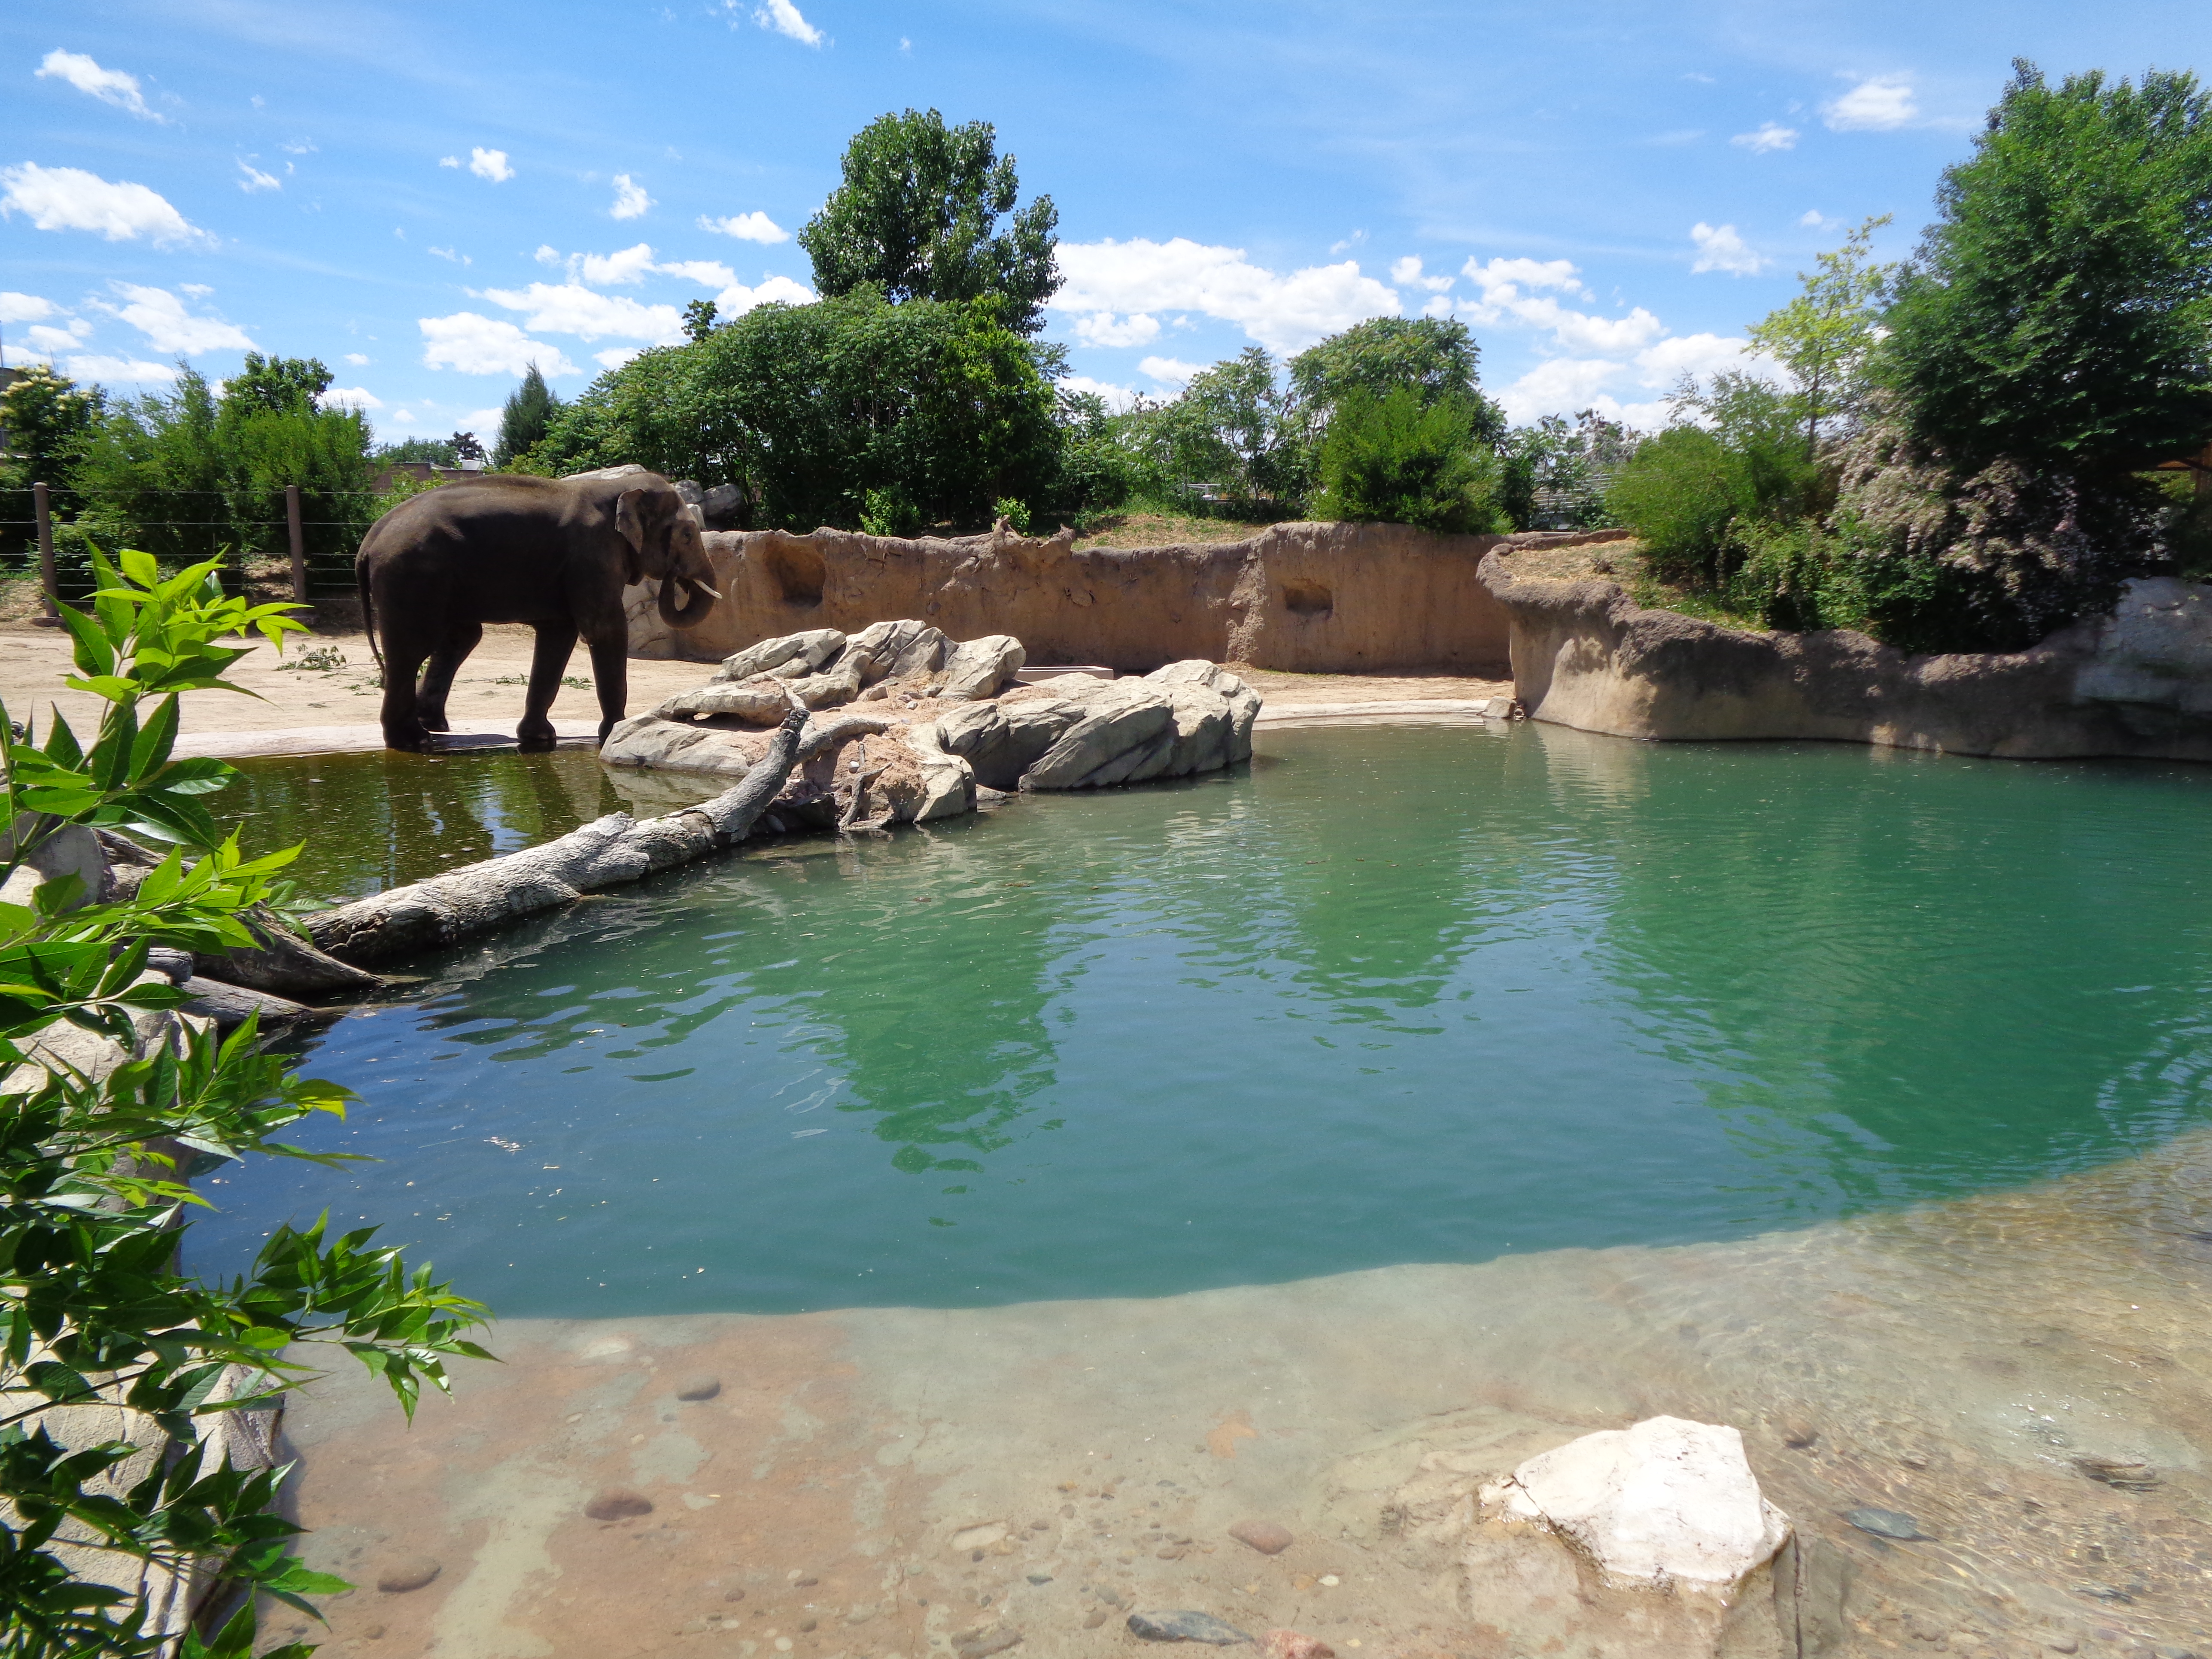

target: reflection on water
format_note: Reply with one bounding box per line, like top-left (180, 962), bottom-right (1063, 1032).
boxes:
top-left (191, 725), bottom-right (2212, 1319)
top-left (226, 748), bottom-right (644, 901)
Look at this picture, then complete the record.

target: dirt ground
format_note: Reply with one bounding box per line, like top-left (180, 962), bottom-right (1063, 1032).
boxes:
top-left (0, 623), bottom-right (1510, 753)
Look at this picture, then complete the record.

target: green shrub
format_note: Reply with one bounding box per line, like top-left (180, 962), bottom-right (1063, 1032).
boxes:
top-left (1310, 387), bottom-right (1502, 534)
top-left (1607, 427), bottom-right (1744, 584)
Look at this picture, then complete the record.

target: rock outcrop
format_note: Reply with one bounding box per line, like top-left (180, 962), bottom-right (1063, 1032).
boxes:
top-left (1483, 554), bottom-right (2212, 761)
top-left (600, 623), bottom-right (1262, 830)
top-left (622, 520), bottom-right (1511, 676)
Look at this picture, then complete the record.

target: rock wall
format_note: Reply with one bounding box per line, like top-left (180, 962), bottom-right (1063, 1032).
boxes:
top-left (1482, 553), bottom-right (2212, 761)
top-left (625, 520), bottom-right (1511, 675)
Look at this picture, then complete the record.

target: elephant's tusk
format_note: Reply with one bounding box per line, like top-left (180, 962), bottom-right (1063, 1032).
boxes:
top-left (686, 580), bottom-right (723, 601)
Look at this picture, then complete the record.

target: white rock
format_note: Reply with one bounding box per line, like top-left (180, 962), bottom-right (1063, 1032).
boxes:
top-left (717, 629), bottom-right (846, 684)
top-left (939, 633), bottom-right (1027, 701)
top-left (656, 678), bottom-right (793, 724)
top-left (1492, 1416), bottom-right (1790, 1592)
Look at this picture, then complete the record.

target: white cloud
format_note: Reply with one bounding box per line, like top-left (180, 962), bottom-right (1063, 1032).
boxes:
top-left (438, 155), bottom-right (459, 169)
top-left (1053, 237), bottom-right (1401, 355)
top-left (318, 386), bottom-right (383, 410)
top-left (343, 351), bottom-right (371, 365)
top-left (36, 49), bottom-right (162, 121)
top-left (611, 173), bottom-right (653, 220)
top-left (1073, 311), bottom-right (1161, 348)
top-left (535, 243), bottom-right (562, 265)
top-left (237, 160), bottom-right (281, 192)
top-left (1389, 255), bottom-right (1453, 294)
top-left (179, 282), bottom-right (213, 297)
top-left (419, 312), bottom-right (580, 376)
top-left (478, 282), bottom-right (684, 343)
top-left (280, 139), bottom-right (316, 155)
top-left (1824, 77), bottom-right (1916, 131)
top-left (428, 246), bottom-right (471, 266)
top-left (574, 243), bottom-right (659, 285)
top-left (656, 258), bottom-right (737, 287)
top-left (1496, 357), bottom-right (1627, 425)
top-left (753, 0), bottom-right (823, 46)
top-left (64, 355), bottom-right (177, 384)
top-left (1460, 256), bottom-right (1589, 298)
top-left (1731, 123), bottom-right (1798, 154)
top-left (1058, 374), bottom-right (1136, 412)
top-left (0, 292), bottom-right (58, 323)
top-left (698, 211), bottom-right (789, 244)
top-left (594, 346), bottom-right (643, 370)
top-left (467, 147), bottom-right (514, 182)
top-left (1689, 221), bottom-right (1766, 276)
top-left (392, 408), bottom-right (418, 424)
top-left (1455, 257), bottom-right (1659, 351)
top-left (1137, 356), bottom-right (1207, 386)
top-left (23, 320), bottom-right (91, 355)
top-left (1634, 332), bottom-right (1755, 386)
top-left (712, 274), bottom-right (815, 316)
top-left (100, 283), bottom-right (255, 354)
top-left (0, 162), bottom-right (210, 247)
top-left (1799, 209), bottom-right (1835, 230)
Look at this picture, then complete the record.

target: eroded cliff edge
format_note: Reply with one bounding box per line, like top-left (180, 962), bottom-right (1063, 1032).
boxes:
top-left (1479, 547), bottom-right (2212, 761)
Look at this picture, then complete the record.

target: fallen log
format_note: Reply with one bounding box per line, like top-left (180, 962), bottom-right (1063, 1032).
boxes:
top-left (307, 706), bottom-right (808, 968)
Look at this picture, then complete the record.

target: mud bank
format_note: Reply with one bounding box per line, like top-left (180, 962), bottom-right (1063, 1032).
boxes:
top-left (1482, 554), bottom-right (2212, 762)
top-left (277, 1129), bottom-right (2212, 1659)
top-left (623, 521), bottom-right (1513, 678)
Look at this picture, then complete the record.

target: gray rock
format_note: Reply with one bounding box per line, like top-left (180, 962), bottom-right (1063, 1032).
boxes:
top-left (700, 482), bottom-right (746, 528)
top-left (1842, 1507), bottom-right (1927, 1541)
top-left (717, 629), bottom-right (846, 684)
top-left (939, 633), bottom-right (1026, 701)
top-left (146, 947), bottom-right (195, 984)
top-left (674, 1375), bottom-right (720, 1401)
top-left (656, 678), bottom-right (793, 724)
top-left (583, 1487), bottom-right (653, 1521)
top-left (1020, 682), bottom-right (1176, 791)
top-left (1127, 1609), bottom-right (1254, 1644)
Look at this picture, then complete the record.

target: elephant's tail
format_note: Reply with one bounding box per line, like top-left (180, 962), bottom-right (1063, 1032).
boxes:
top-left (356, 559), bottom-right (386, 682)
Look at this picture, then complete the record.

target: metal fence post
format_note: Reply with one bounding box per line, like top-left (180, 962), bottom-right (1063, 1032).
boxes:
top-left (286, 484), bottom-right (307, 607)
top-left (32, 481), bottom-right (58, 625)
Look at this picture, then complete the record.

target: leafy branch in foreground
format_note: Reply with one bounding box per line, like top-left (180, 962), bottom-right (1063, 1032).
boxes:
top-left (1, 548), bottom-right (492, 1659)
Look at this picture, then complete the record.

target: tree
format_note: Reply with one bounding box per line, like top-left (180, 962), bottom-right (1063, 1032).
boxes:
top-left (1498, 410), bottom-right (1637, 532)
top-left (799, 109), bottom-right (1060, 333)
top-left (1, 365), bottom-right (104, 561)
top-left (683, 299), bottom-right (718, 344)
top-left (1745, 216), bottom-right (1896, 452)
top-left (1112, 348), bottom-right (1305, 511)
top-left (1310, 385), bottom-right (1503, 534)
top-left (1288, 316), bottom-right (1504, 447)
top-left (493, 365), bottom-right (561, 469)
top-left (1878, 61), bottom-right (2212, 471)
top-left (221, 353), bottom-right (331, 418)
top-left (0, 549), bottom-right (489, 1658)
top-left (67, 367), bottom-right (377, 583)
top-left (534, 289), bottom-right (1064, 531)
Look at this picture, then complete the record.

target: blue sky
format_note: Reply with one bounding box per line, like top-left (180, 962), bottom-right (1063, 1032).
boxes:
top-left (2, 1), bottom-right (2200, 444)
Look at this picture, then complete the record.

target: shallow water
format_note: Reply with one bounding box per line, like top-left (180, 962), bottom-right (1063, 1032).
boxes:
top-left (189, 723), bottom-right (2212, 1323)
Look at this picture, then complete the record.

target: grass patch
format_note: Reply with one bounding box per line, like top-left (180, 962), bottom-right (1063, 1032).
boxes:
top-left (1072, 509), bottom-right (1288, 550)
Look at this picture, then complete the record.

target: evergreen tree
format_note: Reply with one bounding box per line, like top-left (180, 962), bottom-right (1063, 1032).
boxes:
top-left (493, 365), bottom-right (561, 468)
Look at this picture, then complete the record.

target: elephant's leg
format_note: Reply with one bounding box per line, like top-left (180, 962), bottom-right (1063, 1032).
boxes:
top-left (518, 621), bottom-right (578, 752)
top-left (415, 620), bottom-right (482, 734)
top-left (584, 629), bottom-right (629, 744)
top-left (376, 620), bottom-right (438, 753)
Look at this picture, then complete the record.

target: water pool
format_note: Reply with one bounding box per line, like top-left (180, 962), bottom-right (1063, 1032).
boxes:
top-left (189, 721), bottom-right (2212, 1316)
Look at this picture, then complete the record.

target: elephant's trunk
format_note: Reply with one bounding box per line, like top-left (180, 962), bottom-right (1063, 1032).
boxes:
top-left (658, 573), bottom-right (720, 629)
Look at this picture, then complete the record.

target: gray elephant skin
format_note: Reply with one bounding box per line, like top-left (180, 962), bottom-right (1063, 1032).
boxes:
top-left (355, 471), bottom-right (720, 751)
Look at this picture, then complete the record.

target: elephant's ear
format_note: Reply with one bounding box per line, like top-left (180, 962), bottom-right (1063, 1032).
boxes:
top-left (614, 489), bottom-right (647, 586)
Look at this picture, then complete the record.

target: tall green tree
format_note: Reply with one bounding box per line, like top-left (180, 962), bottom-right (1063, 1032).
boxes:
top-left (1879, 61), bottom-right (2212, 470)
top-left (493, 364), bottom-right (561, 468)
top-left (221, 353), bottom-right (331, 418)
top-left (1311, 385), bottom-right (1503, 534)
top-left (1287, 316), bottom-right (1504, 446)
top-left (535, 289), bottom-right (1064, 531)
top-left (1745, 216), bottom-right (1896, 452)
top-left (1, 365), bottom-right (104, 560)
top-left (1112, 348), bottom-right (1305, 511)
top-left (799, 109), bottom-right (1060, 333)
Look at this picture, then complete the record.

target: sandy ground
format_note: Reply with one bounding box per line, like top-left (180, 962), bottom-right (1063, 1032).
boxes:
top-left (275, 1131), bottom-right (2212, 1659)
top-left (0, 623), bottom-right (1513, 758)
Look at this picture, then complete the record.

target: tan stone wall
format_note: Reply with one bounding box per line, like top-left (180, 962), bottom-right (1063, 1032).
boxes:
top-left (1483, 552), bottom-right (2212, 763)
top-left (626, 520), bottom-right (1512, 675)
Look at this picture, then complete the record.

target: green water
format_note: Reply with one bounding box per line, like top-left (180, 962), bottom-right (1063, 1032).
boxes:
top-left (188, 723), bottom-right (2212, 1316)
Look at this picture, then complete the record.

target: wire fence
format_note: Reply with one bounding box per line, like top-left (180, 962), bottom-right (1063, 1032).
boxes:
top-left (2, 482), bottom-right (387, 611)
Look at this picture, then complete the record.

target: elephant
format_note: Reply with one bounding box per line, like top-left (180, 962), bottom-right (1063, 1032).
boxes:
top-left (355, 469), bottom-right (721, 752)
